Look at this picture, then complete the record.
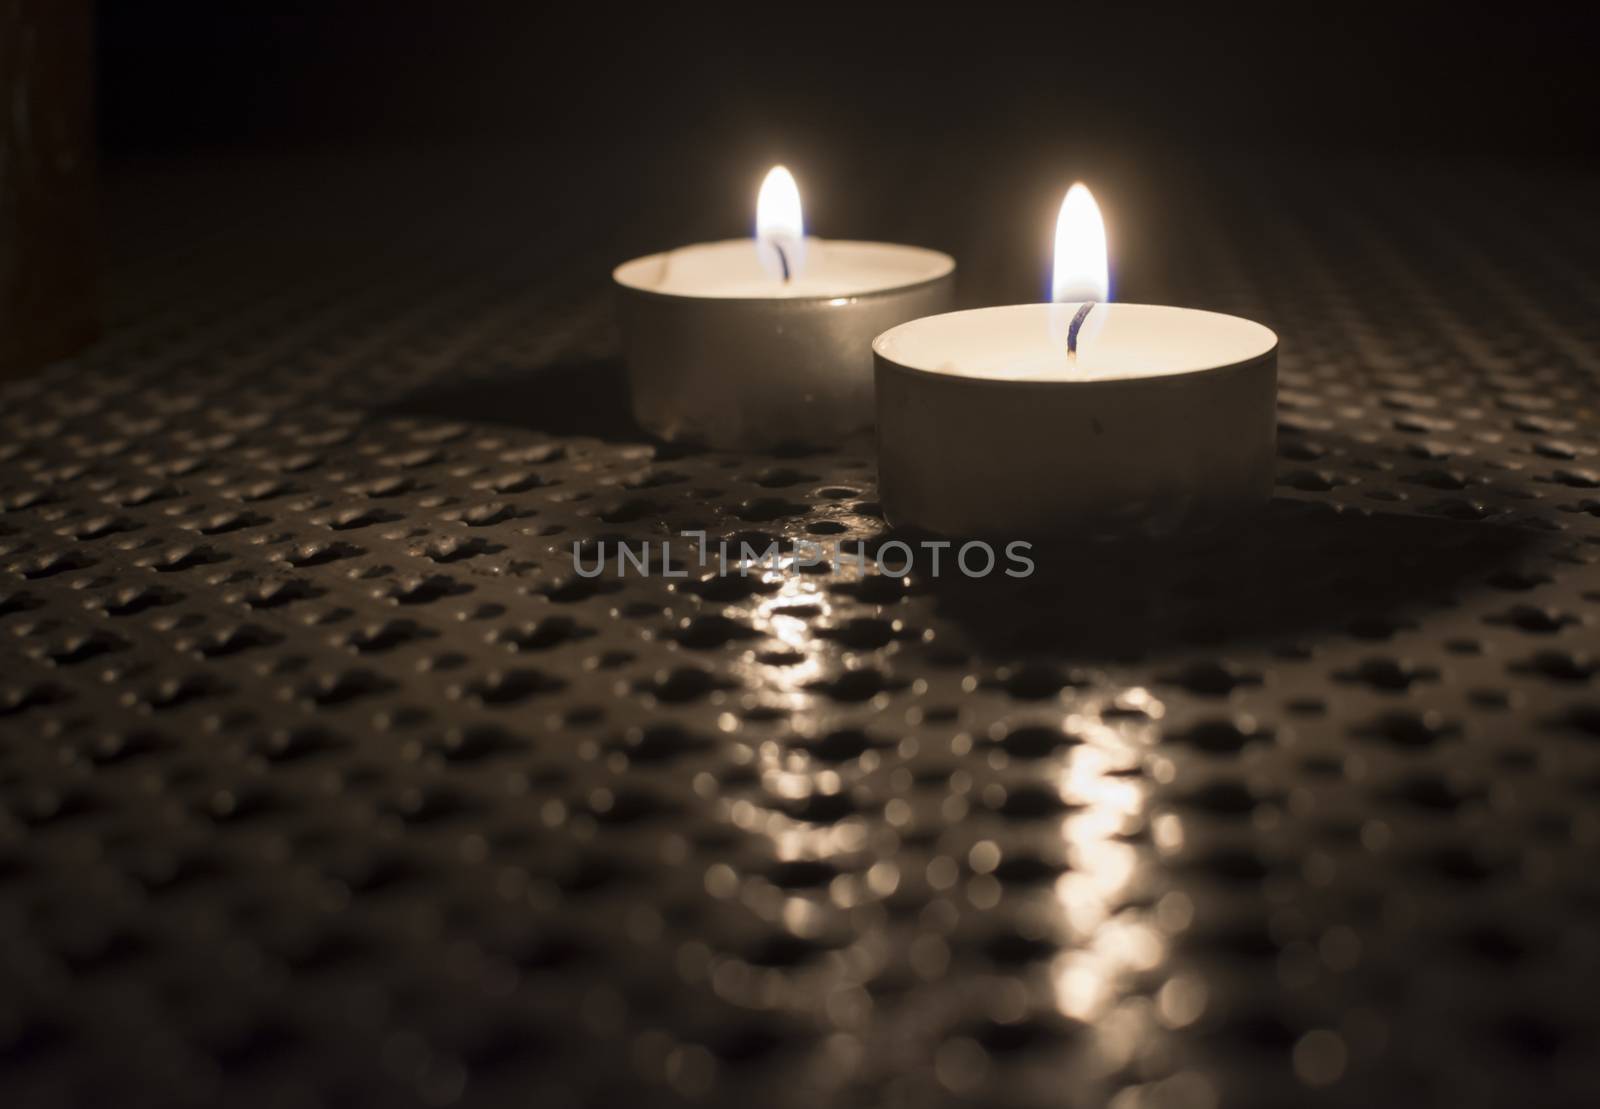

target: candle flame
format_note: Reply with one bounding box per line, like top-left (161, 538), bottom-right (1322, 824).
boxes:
top-left (1052, 182), bottom-right (1108, 303)
top-left (756, 165), bottom-right (806, 281)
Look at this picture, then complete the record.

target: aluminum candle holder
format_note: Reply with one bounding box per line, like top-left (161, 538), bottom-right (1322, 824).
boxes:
top-left (614, 240), bottom-right (954, 449)
top-left (873, 302), bottom-right (1279, 539)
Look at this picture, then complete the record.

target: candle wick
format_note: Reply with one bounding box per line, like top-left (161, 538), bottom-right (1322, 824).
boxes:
top-left (773, 242), bottom-right (792, 282)
top-left (1066, 301), bottom-right (1096, 361)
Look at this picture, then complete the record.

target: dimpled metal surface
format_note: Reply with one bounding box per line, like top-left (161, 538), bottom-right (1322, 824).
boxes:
top-left (1, 154), bottom-right (1599, 1109)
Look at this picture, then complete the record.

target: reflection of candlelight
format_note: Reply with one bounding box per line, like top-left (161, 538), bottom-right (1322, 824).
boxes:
top-left (1048, 699), bottom-right (1164, 1030)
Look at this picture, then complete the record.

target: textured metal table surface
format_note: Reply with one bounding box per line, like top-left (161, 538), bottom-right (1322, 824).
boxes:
top-left (2, 151), bottom-right (1599, 1109)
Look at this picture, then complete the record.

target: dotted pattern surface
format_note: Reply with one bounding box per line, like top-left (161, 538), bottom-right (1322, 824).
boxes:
top-left (2, 154), bottom-right (1599, 1109)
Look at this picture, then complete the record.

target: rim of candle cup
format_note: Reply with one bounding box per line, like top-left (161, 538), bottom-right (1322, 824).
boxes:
top-left (612, 240), bottom-right (956, 304)
top-left (872, 303), bottom-right (1279, 386)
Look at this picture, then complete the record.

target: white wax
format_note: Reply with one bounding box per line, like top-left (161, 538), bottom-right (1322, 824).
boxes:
top-left (874, 303), bottom-right (1278, 382)
top-left (613, 238), bottom-right (953, 300)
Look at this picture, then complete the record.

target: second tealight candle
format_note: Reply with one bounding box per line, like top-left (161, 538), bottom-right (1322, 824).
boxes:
top-left (614, 167), bottom-right (954, 450)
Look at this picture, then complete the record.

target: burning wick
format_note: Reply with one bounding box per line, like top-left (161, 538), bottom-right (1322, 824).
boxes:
top-left (1053, 183), bottom-right (1107, 363)
top-left (1066, 301), bottom-right (1096, 361)
top-left (757, 166), bottom-right (803, 285)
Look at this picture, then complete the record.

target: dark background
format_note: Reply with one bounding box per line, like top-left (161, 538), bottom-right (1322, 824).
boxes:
top-left (93, 2), bottom-right (1600, 309)
top-left (99, 3), bottom-right (1598, 166)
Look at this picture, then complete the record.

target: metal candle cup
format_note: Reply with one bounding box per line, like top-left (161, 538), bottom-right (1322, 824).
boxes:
top-left (614, 239), bottom-right (954, 449)
top-left (873, 302), bottom-right (1278, 539)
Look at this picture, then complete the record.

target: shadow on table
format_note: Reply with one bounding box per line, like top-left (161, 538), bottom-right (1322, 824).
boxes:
top-left (375, 356), bottom-right (647, 442)
top-left (915, 499), bottom-right (1546, 663)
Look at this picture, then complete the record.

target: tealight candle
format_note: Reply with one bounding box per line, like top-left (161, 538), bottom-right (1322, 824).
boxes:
top-left (873, 184), bottom-right (1278, 539)
top-left (614, 166), bottom-right (954, 449)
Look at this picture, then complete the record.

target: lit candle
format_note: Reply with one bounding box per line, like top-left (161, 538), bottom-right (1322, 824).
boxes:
top-left (873, 184), bottom-right (1278, 539)
top-left (614, 166), bottom-right (955, 450)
